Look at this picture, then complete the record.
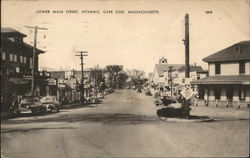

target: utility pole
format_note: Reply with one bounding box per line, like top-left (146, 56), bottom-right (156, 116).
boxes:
top-left (183, 14), bottom-right (190, 78)
top-left (169, 66), bottom-right (173, 97)
top-left (25, 26), bottom-right (48, 96)
top-left (75, 51), bottom-right (88, 103)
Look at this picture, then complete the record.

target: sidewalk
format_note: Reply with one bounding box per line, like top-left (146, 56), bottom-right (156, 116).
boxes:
top-left (190, 106), bottom-right (250, 120)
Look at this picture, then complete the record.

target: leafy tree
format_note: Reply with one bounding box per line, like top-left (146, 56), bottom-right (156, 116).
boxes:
top-left (117, 72), bottom-right (129, 89)
top-left (127, 69), bottom-right (145, 87)
top-left (105, 65), bottom-right (123, 88)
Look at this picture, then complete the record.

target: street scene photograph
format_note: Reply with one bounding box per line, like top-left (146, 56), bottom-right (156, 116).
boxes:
top-left (1, 0), bottom-right (250, 157)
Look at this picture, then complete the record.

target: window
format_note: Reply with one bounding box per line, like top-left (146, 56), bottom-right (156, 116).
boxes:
top-left (23, 57), bottom-right (27, 63)
top-left (214, 87), bottom-right (221, 100)
top-left (16, 67), bottom-right (20, 73)
top-left (20, 56), bottom-right (23, 63)
top-left (239, 87), bottom-right (246, 100)
top-left (197, 74), bottom-right (200, 80)
top-left (10, 53), bottom-right (13, 61)
top-left (30, 58), bottom-right (32, 68)
top-left (14, 54), bottom-right (17, 62)
top-left (215, 63), bottom-right (221, 75)
top-left (1, 52), bottom-right (6, 60)
top-left (239, 61), bottom-right (245, 74)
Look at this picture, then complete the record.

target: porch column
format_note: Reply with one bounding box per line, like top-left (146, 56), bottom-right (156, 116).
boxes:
top-left (246, 87), bottom-right (250, 102)
top-left (233, 87), bottom-right (239, 101)
top-left (57, 90), bottom-right (60, 102)
top-left (204, 88), bottom-right (208, 101)
top-left (221, 87), bottom-right (227, 101)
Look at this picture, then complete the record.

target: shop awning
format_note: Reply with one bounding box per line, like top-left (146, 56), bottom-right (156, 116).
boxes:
top-left (191, 75), bottom-right (250, 85)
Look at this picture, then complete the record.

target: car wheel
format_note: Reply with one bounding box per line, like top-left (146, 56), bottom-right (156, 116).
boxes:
top-left (31, 109), bottom-right (35, 114)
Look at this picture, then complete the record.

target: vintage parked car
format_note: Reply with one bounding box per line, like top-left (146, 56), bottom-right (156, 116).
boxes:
top-left (145, 89), bottom-right (152, 96)
top-left (13, 97), bottom-right (43, 114)
top-left (97, 93), bottom-right (104, 99)
top-left (154, 96), bottom-right (177, 106)
top-left (40, 96), bottom-right (60, 112)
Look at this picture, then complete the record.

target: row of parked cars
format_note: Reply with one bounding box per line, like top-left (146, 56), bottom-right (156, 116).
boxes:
top-left (135, 86), bottom-right (178, 107)
top-left (11, 96), bottom-right (61, 115)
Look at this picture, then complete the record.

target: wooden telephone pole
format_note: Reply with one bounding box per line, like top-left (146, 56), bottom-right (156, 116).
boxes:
top-left (75, 51), bottom-right (88, 103)
top-left (169, 66), bottom-right (173, 97)
top-left (184, 14), bottom-right (190, 78)
top-left (25, 26), bottom-right (48, 96)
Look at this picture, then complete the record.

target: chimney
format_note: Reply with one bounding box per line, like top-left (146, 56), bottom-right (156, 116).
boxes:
top-left (234, 44), bottom-right (241, 53)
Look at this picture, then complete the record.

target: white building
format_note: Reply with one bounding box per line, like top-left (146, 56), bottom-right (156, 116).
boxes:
top-left (191, 41), bottom-right (250, 108)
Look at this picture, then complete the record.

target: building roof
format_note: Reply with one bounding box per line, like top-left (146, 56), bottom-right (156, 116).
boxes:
top-left (178, 65), bottom-right (203, 72)
top-left (203, 41), bottom-right (250, 62)
top-left (191, 75), bottom-right (250, 85)
top-left (155, 64), bottom-right (168, 76)
top-left (154, 64), bottom-right (184, 76)
top-left (1, 28), bottom-right (45, 54)
top-left (1, 27), bottom-right (27, 37)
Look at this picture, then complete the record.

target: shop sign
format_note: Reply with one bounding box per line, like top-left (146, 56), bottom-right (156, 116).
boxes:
top-left (58, 84), bottom-right (65, 88)
top-left (23, 75), bottom-right (32, 80)
top-left (181, 88), bottom-right (194, 100)
top-left (10, 78), bottom-right (28, 84)
top-left (47, 78), bottom-right (57, 85)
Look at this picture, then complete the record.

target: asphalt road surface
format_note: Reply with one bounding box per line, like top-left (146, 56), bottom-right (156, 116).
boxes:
top-left (1, 89), bottom-right (249, 157)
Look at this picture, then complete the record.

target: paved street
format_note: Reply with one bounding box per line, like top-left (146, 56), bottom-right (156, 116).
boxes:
top-left (1, 89), bottom-right (249, 158)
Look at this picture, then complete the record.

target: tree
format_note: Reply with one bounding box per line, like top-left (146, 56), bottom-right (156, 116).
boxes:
top-left (117, 72), bottom-right (128, 89)
top-left (127, 69), bottom-right (145, 87)
top-left (105, 65), bottom-right (123, 88)
top-left (90, 68), bottom-right (105, 93)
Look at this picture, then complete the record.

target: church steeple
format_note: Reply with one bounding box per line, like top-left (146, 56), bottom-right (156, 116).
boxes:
top-left (159, 57), bottom-right (167, 64)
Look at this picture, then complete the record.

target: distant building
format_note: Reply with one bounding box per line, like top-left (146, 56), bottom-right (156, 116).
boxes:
top-left (174, 65), bottom-right (206, 85)
top-left (151, 57), bottom-right (183, 92)
top-left (191, 41), bottom-right (250, 107)
top-left (1, 27), bottom-right (49, 112)
top-left (49, 68), bottom-right (104, 103)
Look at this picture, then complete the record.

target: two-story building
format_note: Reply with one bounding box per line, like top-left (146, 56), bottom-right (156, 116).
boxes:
top-left (151, 57), bottom-right (183, 92)
top-left (191, 41), bottom-right (250, 107)
top-left (173, 65), bottom-right (205, 85)
top-left (1, 27), bottom-right (49, 112)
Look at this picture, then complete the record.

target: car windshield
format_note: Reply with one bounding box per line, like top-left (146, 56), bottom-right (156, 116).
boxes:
top-left (40, 97), bottom-right (55, 103)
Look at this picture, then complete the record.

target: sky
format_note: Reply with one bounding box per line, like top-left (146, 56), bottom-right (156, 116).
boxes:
top-left (2, 0), bottom-right (250, 74)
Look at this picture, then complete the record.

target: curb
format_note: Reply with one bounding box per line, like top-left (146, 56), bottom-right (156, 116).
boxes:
top-left (159, 117), bottom-right (214, 123)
